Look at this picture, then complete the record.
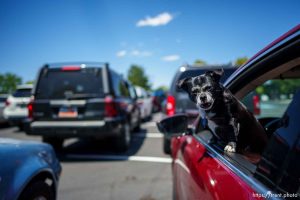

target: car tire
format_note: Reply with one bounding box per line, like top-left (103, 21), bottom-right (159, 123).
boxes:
top-left (163, 136), bottom-right (171, 154)
top-left (115, 122), bottom-right (131, 152)
top-left (42, 137), bottom-right (64, 152)
top-left (133, 118), bottom-right (141, 133)
top-left (18, 123), bottom-right (24, 131)
top-left (19, 180), bottom-right (54, 200)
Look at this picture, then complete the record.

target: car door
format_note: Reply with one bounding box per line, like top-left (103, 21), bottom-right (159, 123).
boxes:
top-left (172, 132), bottom-right (263, 200)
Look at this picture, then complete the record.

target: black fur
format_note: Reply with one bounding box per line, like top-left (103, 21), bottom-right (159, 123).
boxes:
top-left (178, 69), bottom-right (268, 153)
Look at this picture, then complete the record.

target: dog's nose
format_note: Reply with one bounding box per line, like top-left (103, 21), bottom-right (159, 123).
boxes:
top-left (200, 94), bottom-right (207, 101)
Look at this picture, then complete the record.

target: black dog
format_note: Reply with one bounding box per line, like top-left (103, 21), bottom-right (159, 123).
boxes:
top-left (178, 69), bottom-right (268, 153)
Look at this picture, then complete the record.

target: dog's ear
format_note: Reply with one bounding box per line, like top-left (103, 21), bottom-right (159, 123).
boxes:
top-left (177, 77), bottom-right (191, 92)
top-left (205, 69), bottom-right (224, 82)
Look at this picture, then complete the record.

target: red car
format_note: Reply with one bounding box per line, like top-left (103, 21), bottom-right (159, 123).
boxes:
top-left (157, 24), bottom-right (300, 200)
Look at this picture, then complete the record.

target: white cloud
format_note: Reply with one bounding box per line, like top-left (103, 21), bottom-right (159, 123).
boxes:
top-left (162, 55), bottom-right (180, 62)
top-left (130, 50), bottom-right (152, 57)
top-left (136, 12), bottom-right (174, 27)
top-left (117, 49), bottom-right (152, 58)
top-left (116, 50), bottom-right (127, 57)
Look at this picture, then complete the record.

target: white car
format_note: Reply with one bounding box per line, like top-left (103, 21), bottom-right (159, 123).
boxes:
top-left (0, 94), bottom-right (8, 124)
top-left (135, 86), bottom-right (153, 121)
top-left (4, 84), bottom-right (33, 129)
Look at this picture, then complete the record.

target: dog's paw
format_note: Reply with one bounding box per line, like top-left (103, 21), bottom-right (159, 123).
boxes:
top-left (224, 142), bottom-right (236, 153)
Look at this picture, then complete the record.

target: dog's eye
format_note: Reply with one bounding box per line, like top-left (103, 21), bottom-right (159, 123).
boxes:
top-left (205, 86), bottom-right (213, 91)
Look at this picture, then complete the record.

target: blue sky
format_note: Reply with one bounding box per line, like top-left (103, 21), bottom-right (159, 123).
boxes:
top-left (0, 0), bottom-right (299, 88)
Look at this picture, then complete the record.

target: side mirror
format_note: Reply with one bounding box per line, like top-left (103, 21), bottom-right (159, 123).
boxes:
top-left (156, 114), bottom-right (188, 137)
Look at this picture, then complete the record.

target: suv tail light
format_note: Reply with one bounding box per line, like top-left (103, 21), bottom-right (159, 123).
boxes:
top-left (27, 100), bottom-right (34, 119)
top-left (253, 95), bottom-right (261, 115)
top-left (166, 95), bottom-right (176, 116)
top-left (105, 96), bottom-right (118, 117)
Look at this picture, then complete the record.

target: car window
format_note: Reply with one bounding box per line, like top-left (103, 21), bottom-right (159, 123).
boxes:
top-left (128, 84), bottom-right (137, 99)
top-left (35, 69), bottom-right (103, 99)
top-left (13, 88), bottom-right (32, 97)
top-left (119, 81), bottom-right (130, 97)
top-left (254, 90), bottom-right (300, 195)
top-left (242, 78), bottom-right (300, 118)
top-left (0, 97), bottom-right (7, 102)
top-left (176, 68), bottom-right (236, 93)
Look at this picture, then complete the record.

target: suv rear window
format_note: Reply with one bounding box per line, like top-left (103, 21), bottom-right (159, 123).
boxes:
top-left (178, 68), bottom-right (236, 84)
top-left (35, 68), bottom-right (104, 99)
top-left (13, 89), bottom-right (32, 97)
top-left (176, 68), bottom-right (236, 92)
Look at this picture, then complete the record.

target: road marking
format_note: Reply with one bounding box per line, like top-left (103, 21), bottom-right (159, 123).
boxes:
top-left (134, 133), bottom-right (163, 138)
top-left (142, 122), bottom-right (157, 127)
top-left (66, 154), bottom-right (172, 164)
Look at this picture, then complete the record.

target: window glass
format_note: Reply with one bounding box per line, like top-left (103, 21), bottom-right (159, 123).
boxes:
top-left (119, 81), bottom-right (130, 97)
top-left (242, 79), bottom-right (300, 117)
top-left (36, 69), bottom-right (103, 99)
top-left (111, 71), bottom-right (121, 97)
top-left (13, 88), bottom-right (32, 97)
top-left (254, 90), bottom-right (300, 195)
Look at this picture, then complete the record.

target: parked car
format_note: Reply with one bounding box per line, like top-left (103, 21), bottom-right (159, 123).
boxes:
top-left (4, 84), bottom-right (33, 129)
top-left (0, 138), bottom-right (61, 200)
top-left (162, 65), bottom-right (237, 154)
top-left (157, 25), bottom-right (300, 199)
top-left (0, 94), bottom-right (8, 124)
top-left (135, 86), bottom-right (152, 121)
top-left (25, 62), bottom-right (141, 152)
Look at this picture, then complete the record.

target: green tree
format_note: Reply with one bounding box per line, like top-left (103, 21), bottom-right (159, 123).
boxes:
top-left (234, 57), bottom-right (248, 66)
top-left (194, 59), bottom-right (207, 66)
top-left (0, 73), bottom-right (22, 94)
top-left (25, 80), bottom-right (35, 85)
top-left (155, 85), bottom-right (168, 92)
top-left (127, 65), bottom-right (151, 90)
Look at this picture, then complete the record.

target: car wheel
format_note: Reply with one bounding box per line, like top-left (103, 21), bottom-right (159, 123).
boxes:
top-left (42, 137), bottom-right (64, 152)
top-left (115, 122), bottom-right (131, 152)
top-left (19, 180), bottom-right (54, 200)
top-left (133, 117), bottom-right (141, 132)
top-left (163, 136), bottom-right (171, 154)
top-left (18, 123), bottom-right (24, 131)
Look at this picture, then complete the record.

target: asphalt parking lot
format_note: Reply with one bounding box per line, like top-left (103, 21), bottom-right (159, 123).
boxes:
top-left (0, 113), bottom-right (172, 200)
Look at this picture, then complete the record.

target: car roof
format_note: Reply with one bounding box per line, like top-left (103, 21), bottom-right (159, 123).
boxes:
top-left (178, 63), bottom-right (237, 72)
top-left (16, 84), bottom-right (33, 89)
top-left (43, 62), bottom-right (108, 69)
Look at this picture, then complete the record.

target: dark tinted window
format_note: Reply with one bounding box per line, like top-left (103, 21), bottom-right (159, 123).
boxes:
top-left (0, 97), bottom-right (7, 102)
top-left (36, 68), bottom-right (103, 99)
top-left (176, 68), bottom-right (236, 92)
top-left (111, 71), bottom-right (130, 97)
top-left (13, 88), bottom-right (32, 97)
top-left (254, 90), bottom-right (300, 194)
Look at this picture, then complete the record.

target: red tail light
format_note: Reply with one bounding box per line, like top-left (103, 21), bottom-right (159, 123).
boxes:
top-left (253, 95), bottom-right (261, 115)
top-left (166, 95), bottom-right (176, 116)
top-left (27, 101), bottom-right (34, 119)
top-left (5, 100), bottom-right (10, 107)
top-left (105, 96), bottom-right (118, 117)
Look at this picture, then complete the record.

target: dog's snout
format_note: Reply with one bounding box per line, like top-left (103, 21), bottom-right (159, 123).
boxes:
top-left (200, 94), bottom-right (207, 101)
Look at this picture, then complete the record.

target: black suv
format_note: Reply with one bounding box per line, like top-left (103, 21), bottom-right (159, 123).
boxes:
top-left (25, 62), bottom-right (141, 152)
top-left (163, 64), bottom-right (238, 154)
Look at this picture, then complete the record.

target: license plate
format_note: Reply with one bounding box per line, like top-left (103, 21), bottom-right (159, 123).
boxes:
top-left (58, 106), bottom-right (78, 118)
top-left (18, 103), bottom-right (27, 108)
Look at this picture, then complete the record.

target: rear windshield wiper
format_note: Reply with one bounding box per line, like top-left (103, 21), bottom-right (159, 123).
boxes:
top-left (65, 93), bottom-right (99, 100)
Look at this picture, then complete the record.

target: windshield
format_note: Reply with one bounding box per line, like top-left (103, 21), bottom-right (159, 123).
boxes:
top-left (35, 68), bottom-right (104, 99)
top-left (12, 88), bottom-right (32, 97)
